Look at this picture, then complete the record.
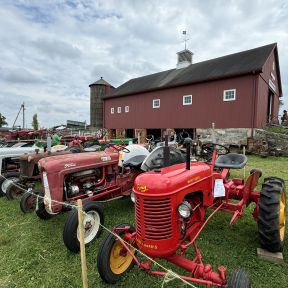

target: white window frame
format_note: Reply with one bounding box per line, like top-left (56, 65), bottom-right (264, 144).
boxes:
top-left (223, 89), bottom-right (236, 101)
top-left (117, 107), bottom-right (121, 113)
top-left (111, 107), bottom-right (114, 114)
top-left (183, 95), bottom-right (192, 105)
top-left (153, 99), bottom-right (160, 108)
top-left (125, 106), bottom-right (129, 113)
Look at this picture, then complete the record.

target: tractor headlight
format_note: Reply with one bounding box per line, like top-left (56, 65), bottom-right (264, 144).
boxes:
top-left (130, 192), bottom-right (135, 203)
top-left (178, 201), bottom-right (192, 219)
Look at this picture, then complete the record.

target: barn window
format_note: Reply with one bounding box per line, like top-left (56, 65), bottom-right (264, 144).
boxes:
top-left (117, 107), bottom-right (121, 113)
top-left (223, 89), bottom-right (236, 101)
top-left (153, 99), bottom-right (160, 108)
top-left (111, 107), bottom-right (114, 114)
top-left (125, 106), bottom-right (129, 113)
top-left (183, 95), bottom-right (192, 105)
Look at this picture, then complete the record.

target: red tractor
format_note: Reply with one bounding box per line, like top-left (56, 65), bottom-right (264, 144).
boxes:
top-left (36, 143), bottom-right (185, 253)
top-left (97, 139), bottom-right (286, 287)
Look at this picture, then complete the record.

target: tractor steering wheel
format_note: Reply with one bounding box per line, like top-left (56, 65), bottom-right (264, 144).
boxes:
top-left (201, 143), bottom-right (229, 161)
top-left (107, 143), bottom-right (130, 153)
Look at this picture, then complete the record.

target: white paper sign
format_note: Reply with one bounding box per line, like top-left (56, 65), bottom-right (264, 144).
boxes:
top-left (213, 179), bottom-right (225, 197)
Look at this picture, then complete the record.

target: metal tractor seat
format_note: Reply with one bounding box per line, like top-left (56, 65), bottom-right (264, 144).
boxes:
top-left (123, 155), bottom-right (147, 168)
top-left (214, 153), bottom-right (247, 169)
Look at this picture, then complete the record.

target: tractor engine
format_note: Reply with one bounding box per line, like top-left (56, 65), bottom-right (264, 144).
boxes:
top-left (64, 168), bottom-right (102, 198)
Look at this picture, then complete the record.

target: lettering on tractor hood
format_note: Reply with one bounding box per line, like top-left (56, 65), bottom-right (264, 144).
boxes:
top-left (64, 163), bottom-right (76, 169)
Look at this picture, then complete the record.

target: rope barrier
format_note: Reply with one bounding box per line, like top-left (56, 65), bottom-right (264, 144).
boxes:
top-left (1, 175), bottom-right (197, 287)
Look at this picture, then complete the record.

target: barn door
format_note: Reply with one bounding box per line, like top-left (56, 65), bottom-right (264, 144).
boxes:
top-left (267, 90), bottom-right (274, 124)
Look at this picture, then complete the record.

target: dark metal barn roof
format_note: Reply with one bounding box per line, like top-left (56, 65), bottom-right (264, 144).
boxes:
top-left (106, 43), bottom-right (276, 98)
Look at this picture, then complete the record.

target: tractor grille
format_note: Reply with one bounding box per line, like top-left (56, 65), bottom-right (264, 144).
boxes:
top-left (136, 196), bottom-right (172, 240)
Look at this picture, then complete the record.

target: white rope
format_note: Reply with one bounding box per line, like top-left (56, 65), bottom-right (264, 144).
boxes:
top-left (161, 270), bottom-right (177, 287)
top-left (2, 175), bottom-right (197, 287)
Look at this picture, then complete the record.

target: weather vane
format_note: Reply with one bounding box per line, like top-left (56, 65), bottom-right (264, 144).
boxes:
top-left (182, 30), bottom-right (189, 50)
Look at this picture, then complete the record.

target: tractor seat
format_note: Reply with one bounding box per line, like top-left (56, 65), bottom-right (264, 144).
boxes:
top-left (214, 153), bottom-right (247, 169)
top-left (123, 155), bottom-right (147, 168)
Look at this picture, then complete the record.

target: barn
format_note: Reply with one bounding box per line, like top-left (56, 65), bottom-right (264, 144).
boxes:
top-left (90, 43), bottom-right (282, 144)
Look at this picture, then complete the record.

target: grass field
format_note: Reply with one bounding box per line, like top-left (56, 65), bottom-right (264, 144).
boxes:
top-left (0, 155), bottom-right (287, 288)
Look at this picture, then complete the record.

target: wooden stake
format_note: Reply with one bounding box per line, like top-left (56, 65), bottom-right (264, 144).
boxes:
top-left (243, 146), bottom-right (246, 179)
top-left (77, 199), bottom-right (88, 288)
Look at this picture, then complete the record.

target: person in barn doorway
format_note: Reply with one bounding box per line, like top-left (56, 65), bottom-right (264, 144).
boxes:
top-left (281, 110), bottom-right (288, 125)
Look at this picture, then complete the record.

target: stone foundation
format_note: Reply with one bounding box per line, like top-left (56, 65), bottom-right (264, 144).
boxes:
top-left (196, 128), bottom-right (252, 146)
top-left (253, 129), bottom-right (288, 156)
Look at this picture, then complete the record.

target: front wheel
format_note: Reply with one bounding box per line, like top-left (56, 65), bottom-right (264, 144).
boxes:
top-left (97, 223), bottom-right (136, 284)
top-left (20, 189), bottom-right (40, 213)
top-left (35, 192), bottom-right (53, 220)
top-left (0, 172), bottom-right (20, 196)
top-left (63, 201), bottom-right (104, 253)
top-left (228, 269), bottom-right (251, 287)
top-left (258, 177), bottom-right (286, 252)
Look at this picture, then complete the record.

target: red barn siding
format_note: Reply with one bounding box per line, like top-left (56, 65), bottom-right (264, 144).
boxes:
top-left (104, 75), bottom-right (256, 129)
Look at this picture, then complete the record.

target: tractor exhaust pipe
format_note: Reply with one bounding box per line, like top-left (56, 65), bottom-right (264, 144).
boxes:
top-left (184, 138), bottom-right (192, 170)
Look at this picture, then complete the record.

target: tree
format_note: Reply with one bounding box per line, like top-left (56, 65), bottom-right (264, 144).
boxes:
top-left (0, 113), bottom-right (8, 127)
top-left (32, 113), bottom-right (39, 130)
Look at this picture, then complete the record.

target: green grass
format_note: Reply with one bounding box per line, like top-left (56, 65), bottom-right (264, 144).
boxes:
top-left (0, 155), bottom-right (288, 288)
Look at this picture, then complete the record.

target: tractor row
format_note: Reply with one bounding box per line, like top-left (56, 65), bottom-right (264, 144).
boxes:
top-left (0, 135), bottom-right (286, 287)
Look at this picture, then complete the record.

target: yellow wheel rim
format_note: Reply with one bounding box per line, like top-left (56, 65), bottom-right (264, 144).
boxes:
top-left (279, 191), bottom-right (286, 242)
top-left (110, 240), bottom-right (134, 274)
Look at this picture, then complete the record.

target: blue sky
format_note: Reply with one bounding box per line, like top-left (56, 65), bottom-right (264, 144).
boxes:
top-left (0, 0), bottom-right (287, 128)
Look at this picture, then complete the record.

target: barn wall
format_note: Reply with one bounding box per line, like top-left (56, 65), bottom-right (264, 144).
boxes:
top-left (256, 49), bottom-right (281, 128)
top-left (104, 75), bottom-right (255, 129)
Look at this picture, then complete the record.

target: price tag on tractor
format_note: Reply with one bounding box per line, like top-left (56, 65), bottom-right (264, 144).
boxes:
top-left (213, 179), bottom-right (225, 197)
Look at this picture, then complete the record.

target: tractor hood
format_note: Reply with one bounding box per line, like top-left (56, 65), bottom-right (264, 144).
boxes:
top-left (134, 162), bottom-right (211, 196)
top-left (39, 151), bottom-right (119, 172)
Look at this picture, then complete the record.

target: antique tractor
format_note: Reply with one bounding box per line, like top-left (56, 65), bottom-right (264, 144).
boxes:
top-left (36, 144), bottom-right (149, 252)
top-left (0, 143), bottom-right (43, 196)
top-left (97, 139), bottom-right (286, 287)
top-left (5, 146), bottom-right (82, 212)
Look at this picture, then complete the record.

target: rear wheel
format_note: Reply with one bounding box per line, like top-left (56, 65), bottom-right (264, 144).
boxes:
top-left (0, 172), bottom-right (20, 196)
top-left (63, 201), bottom-right (104, 253)
top-left (228, 269), bottom-right (251, 287)
top-left (20, 189), bottom-right (40, 213)
top-left (35, 191), bottom-right (53, 220)
top-left (258, 177), bottom-right (286, 252)
top-left (97, 223), bottom-right (136, 284)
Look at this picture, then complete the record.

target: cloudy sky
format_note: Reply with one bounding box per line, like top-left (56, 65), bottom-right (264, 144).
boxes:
top-left (0, 0), bottom-right (287, 128)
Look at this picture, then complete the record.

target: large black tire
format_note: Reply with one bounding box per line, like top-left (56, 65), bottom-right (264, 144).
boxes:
top-left (0, 172), bottom-right (20, 197)
top-left (20, 189), bottom-right (40, 213)
top-left (97, 223), bottom-right (136, 284)
top-left (35, 191), bottom-right (53, 220)
top-left (63, 201), bottom-right (104, 253)
top-left (228, 269), bottom-right (251, 288)
top-left (258, 177), bottom-right (286, 252)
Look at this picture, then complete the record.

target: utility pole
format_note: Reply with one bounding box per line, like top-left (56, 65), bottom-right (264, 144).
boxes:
top-left (12, 102), bottom-right (25, 129)
top-left (22, 102), bottom-right (25, 129)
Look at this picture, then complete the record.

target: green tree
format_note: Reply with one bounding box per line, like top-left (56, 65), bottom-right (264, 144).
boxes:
top-left (32, 113), bottom-right (39, 130)
top-left (0, 113), bottom-right (8, 127)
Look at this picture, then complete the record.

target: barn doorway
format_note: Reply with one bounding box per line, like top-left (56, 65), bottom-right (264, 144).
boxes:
top-left (174, 128), bottom-right (196, 140)
top-left (110, 129), bottom-right (116, 138)
top-left (146, 129), bottom-right (162, 142)
top-left (267, 89), bottom-right (274, 124)
top-left (126, 129), bottom-right (134, 138)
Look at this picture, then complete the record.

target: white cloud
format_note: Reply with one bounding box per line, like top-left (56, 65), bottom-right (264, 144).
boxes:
top-left (0, 0), bottom-right (287, 128)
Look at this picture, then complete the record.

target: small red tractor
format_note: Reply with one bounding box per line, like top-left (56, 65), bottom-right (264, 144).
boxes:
top-left (97, 138), bottom-right (286, 287)
top-left (36, 143), bottom-right (185, 252)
